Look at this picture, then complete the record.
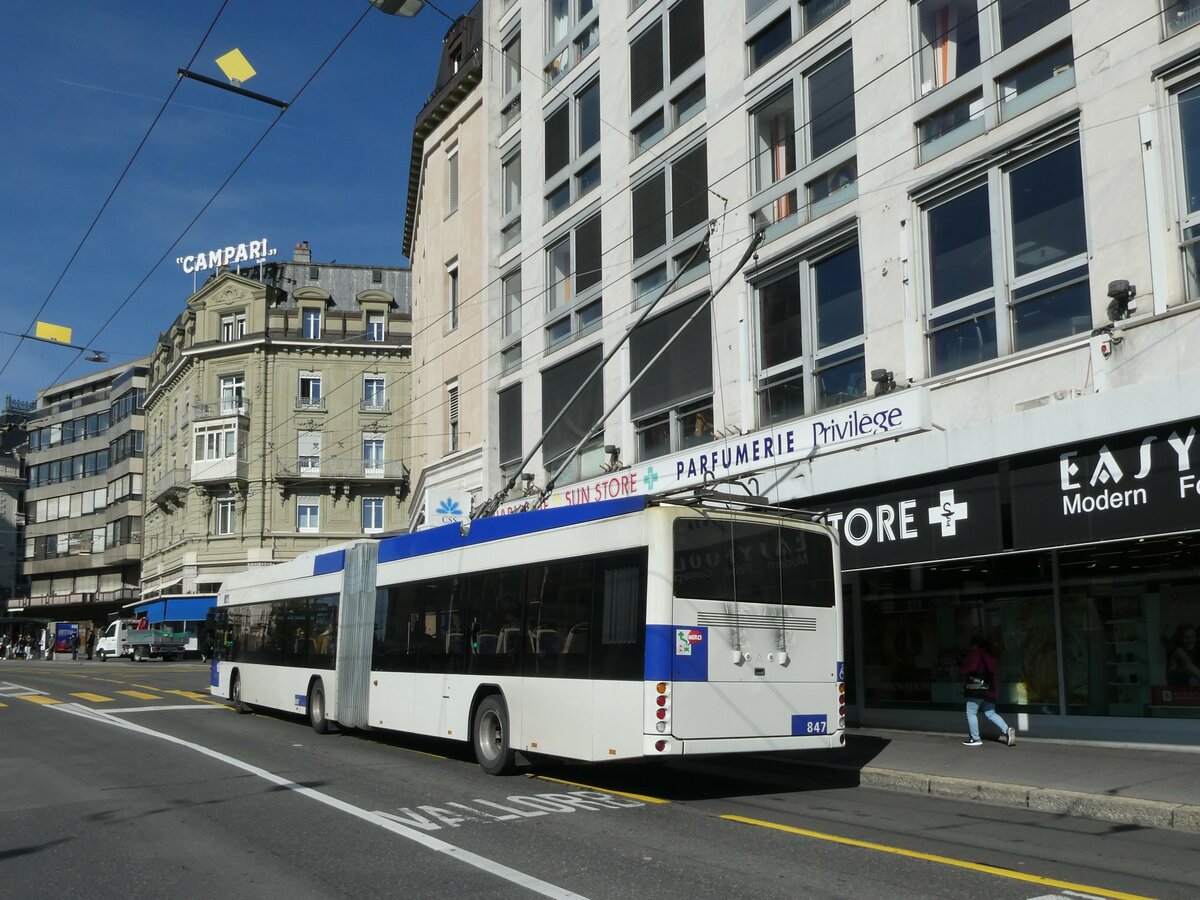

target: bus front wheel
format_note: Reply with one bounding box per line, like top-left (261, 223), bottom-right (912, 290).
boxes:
top-left (309, 679), bottom-right (331, 735)
top-left (231, 674), bottom-right (251, 714)
top-left (473, 695), bottom-right (516, 776)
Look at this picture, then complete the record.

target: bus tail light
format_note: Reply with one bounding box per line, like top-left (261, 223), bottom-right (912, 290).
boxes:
top-left (653, 682), bottom-right (670, 734)
top-left (654, 740), bottom-right (669, 752)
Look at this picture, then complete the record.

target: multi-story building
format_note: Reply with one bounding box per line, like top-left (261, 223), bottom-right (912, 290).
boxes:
top-left (140, 243), bottom-right (412, 597)
top-left (404, 0), bottom-right (1200, 742)
top-left (404, 3), bottom-right (488, 528)
top-left (0, 396), bottom-right (34, 605)
top-left (16, 361), bottom-right (148, 626)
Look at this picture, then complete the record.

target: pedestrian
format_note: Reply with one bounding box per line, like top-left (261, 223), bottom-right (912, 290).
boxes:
top-left (70, 631), bottom-right (79, 661)
top-left (961, 635), bottom-right (1016, 747)
top-left (86, 630), bottom-right (95, 661)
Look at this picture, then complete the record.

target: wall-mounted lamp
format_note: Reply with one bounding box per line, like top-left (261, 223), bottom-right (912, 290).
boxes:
top-left (870, 369), bottom-right (896, 396)
top-left (1106, 280), bottom-right (1137, 322)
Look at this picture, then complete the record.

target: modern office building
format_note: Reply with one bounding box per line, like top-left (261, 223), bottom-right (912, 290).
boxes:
top-left (0, 396), bottom-right (35, 605)
top-left (403, 0), bottom-right (1200, 742)
top-left (140, 243), bottom-right (412, 598)
top-left (15, 361), bottom-right (149, 627)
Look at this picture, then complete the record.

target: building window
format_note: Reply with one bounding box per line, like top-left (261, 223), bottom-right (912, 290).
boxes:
top-left (372, 268), bottom-right (383, 284)
top-left (219, 374), bottom-right (246, 415)
top-left (298, 371), bottom-right (323, 410)
top-left (544, 75), bottom-right (601, 219)
top-left (631, 295), bottom-right (714, 459)
top-left (367, 313), bottom-right (385, 341)
top-left (447, 145), bottom-right (459, 214)
top-left (363, 375), bottom-right (387, 411)
top-left (1166, 0), bottom-right (1200, 37)
top-left (745, 0), bottom-right (849, 72)
top-left (755, 237), bottom-right (865, 424)
top-left (545, 210), bottom-right (602, 347)
top-left (297, 496), bottom-right (319, 533)
top-left (630, 0), bottom-right (705, 155)
top-left (544, 0), bottom-right (599, 85)
top-left (362, 497), bottom-right (384, 533)
top-left (303, 308), bottom-right (322, 340)
top-left (1171, 73), bottom-right (1200, 301)
top-left (913, 0), bottom-right (1073, 161)
top-left (922, 137), bottom-right (1089, 376)
top-left (220, 312), bottom-right (246, 342)
top-left (501, 29), bottom-right (521, 131)
top-left (363, 434), bottom-right (385, 476)
top-left (447, 382), bottom-right (460, 453)
top-left (501, 146), bottom-right (522, 252)
top-left (501, 266), bottom-right (522, 371)
top-left (542, 344), bottom-right (603, 483)
top-left (447, 263), bottom-right (460, 330)
top-left (750, 45), bottom-right (857, 240)
top-left (216, 497), bottom-right (236, 536)
top-left (631, 142), bottom-right (710, 302)
top-left (498, 383), bottom-right (522, 482)
top-left (298, 430), bottom-right (322, 475)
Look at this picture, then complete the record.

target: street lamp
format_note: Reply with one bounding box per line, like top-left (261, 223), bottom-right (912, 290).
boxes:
top-left (369, 0), bottom-right (426, 15)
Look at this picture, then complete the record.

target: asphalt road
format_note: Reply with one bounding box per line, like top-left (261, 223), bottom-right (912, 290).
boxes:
top-left (2, 659), bottom-right (1197, 900)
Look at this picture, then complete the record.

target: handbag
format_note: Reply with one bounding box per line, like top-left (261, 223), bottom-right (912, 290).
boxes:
top-left (963, 661), bottom-right (993, 699)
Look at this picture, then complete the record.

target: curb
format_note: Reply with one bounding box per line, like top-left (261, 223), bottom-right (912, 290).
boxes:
top-left (788, 761), bottom-right (1200, 834)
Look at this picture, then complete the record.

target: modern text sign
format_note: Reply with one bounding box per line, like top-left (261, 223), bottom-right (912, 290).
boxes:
top-left (497, 390), bottom-right (930, 515)
top-left (176, 238), bottom-right (276, 274)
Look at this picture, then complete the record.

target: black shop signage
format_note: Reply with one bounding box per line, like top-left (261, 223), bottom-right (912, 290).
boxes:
top-left (812, 470), bottom-right (1003, 570)
top-left (1010, 419), bottom-right (1200, 549)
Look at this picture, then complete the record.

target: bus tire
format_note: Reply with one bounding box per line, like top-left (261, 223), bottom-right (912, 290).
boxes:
top-left (309, 679), bottom-right (331, 735)
top-left (473, 695), bottom-right (516, 776)
top-left (231, 673), bottom-right (251, 714)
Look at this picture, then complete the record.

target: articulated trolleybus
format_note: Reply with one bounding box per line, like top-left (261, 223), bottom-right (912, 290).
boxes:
top-left (210, 495), bottom-right (845, 773)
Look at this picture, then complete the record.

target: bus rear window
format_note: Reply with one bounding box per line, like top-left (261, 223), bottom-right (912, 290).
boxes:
top-left (672, 518), bottom-right (835, 607)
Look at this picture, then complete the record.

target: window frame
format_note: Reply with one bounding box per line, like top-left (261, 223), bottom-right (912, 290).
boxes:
top-left (501, 26), bottom-right (522, 132)
top-left (302, 307), bottom-right (322, 340)
top-left (1165, 0), bottom-right (1200, 39)
top-left (447, 381), bottom-right (460, 454)
top-left (629, 0), bottom-right (707, 157)
top-left (744, 0), bottom-right (851, 74)
top-left (918, 133), bottom-right (1092, 376)
top-left (367, 313), bottom-right (386, 342)
top-left (216, 496), bottom-right (236, 536)
top-left (500, 143), bottom-right (522, 253)
top-left (363, 374), bottom-right (387, 412)
top-left (362, 496), bottom-right (385, 533)
top-left (544, 0), bottom-right (600, 86)
top-left (220, 311), bottom-right (247, 342)
top-left (447, 144), bottom-right (459, 214)
top-left (501, 265), bottom-right (523, 372)
top-left (297, 371), bottom-right (323, 410)
top-left (297, 495), bottom-right (320, 533)
top-left (447, 261), bottom-right (460, 332)
top-left (1167, 67), bottom-right (1200, 304)
top-left (544, 207), bottom-right (603, 348)
top-left (543, 72), bottom-right (602, 220)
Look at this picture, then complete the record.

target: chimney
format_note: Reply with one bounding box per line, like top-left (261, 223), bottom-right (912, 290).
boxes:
top-left (293, 241), bottom-right (311, 265)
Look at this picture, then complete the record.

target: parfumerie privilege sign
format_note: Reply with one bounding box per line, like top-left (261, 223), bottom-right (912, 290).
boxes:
top-left (176, 238), bottom-right (277, 274)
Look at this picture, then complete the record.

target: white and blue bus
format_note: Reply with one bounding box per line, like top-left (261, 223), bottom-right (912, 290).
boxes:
top-left (209, 496), bottom-right (844, 773)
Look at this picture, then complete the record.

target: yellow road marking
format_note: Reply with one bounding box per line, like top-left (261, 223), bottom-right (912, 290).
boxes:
top-left (164, 690), bottom-right (209, 700)
top-left (529, 773), bottom-right (670, 805)
top-left (70, 692), bottom-right (114, 703)
top-left (721, 815), bottom-right (1153, 900)
top-left (16, 695), bottom-right (61, 705)
top-left (117, 690), bottom-right (162, 700)
top-left (0, 701), bottom-right (7, 708)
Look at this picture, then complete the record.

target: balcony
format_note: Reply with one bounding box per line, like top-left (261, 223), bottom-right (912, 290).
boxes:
top-left (295, 395), bottom-right (327, 412)
top-left (151, 468), bottom-right (190, 506)
top-left (192, 455), bottom-right (250, 484)
top-left (193, 398), bottom-right (251, 421)
top-left (360, 398), bottom-right (390, 413)
top-left (275, 457), bottom-right (407, 482)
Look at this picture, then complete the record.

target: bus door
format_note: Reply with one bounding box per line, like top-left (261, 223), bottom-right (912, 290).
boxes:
top-left (669, 515), bottom-right (838, 739)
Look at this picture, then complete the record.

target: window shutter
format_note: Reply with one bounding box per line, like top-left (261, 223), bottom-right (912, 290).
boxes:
top-left (630, 21), bottom-right (664, 110)
top-left (575, 214), bottom-right (602, 293)
top-left (632, 172), bottom-right (667, 259)
top-left (542, 346), bottom-right (603, 461)
top-left (545, 105), bottom-right (570, 179)
top-left (498, 385), bottom-right (522, 465)
top-left (630, 295), bottom-right (713, 419)
top-left (448, 149), bottom-right (459, 211)
top-left (672, 143), bottom-right (709, 236)
top-left (448, 385), bottom-right (459, 421)
top-left (669, 0), bottom-right (705, 80)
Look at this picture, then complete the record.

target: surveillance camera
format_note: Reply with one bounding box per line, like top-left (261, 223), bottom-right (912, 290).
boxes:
top-left (1106, 280), bottom-right (1135, 301)
top-left (870, 369), bottom-right (890, 383)
top-left (1106, 281), bottom-right (1137, 322)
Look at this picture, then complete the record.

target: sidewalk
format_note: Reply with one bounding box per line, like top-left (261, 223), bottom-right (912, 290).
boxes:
top-left (776, 727), bottom-right (1200, 833)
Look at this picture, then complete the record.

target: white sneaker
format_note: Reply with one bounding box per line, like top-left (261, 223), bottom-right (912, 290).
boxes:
top-left (961, 738), bottom-right (982, 746)
top-left (1006, 727), bottom-right (1017, 747)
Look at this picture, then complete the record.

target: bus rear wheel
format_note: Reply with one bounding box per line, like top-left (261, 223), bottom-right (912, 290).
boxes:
top-left (473, 695), bottom-right (516, 776)
top-left (309, 679), bottom-right (331, 735)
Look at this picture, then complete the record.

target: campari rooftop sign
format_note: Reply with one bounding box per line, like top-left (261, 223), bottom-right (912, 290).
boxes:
top-left (497, 391), bottom-right (931, 515)
top-left (175, 237), bottom-right (277, 274)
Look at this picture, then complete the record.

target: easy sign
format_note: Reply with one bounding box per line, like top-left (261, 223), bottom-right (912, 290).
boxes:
top-left (176, 238), bottom-right (276, 274)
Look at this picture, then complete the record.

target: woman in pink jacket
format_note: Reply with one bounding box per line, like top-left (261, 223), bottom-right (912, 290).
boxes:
top-left (961, 635), bottom-right (1016, 747)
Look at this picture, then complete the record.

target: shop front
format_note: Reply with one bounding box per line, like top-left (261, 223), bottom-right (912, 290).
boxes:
top-left (811, 418), bottom-right (1200, 743)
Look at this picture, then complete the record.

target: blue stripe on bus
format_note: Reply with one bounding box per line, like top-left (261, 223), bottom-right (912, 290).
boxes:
top-left (378, 496), bottom-right (648, 564)
top-left (644, 624), bottom-right (709, 683)
top-left (313, 549), bottom-right (346, 576)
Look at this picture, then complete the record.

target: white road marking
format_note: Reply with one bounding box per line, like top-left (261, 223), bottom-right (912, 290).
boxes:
top-left (101, 704), bottom-right (222, 714)
top-left (0, 680), bottom-right (48, 696)
top-left (376, 792), bottom-right (643, 831)
top-left (49, 702), bottom-right (588, 899)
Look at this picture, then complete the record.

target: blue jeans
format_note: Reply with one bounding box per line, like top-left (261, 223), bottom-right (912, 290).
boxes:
top-left (965, 698), bottom-right (1009, 741)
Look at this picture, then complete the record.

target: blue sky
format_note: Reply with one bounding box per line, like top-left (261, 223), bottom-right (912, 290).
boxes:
top-left (0, 0), bottom-right (473, 402)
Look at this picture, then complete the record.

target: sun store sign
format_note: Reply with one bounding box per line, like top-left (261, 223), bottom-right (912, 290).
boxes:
top-left (175, 238), bottom-right (277, 274)
top-left (496, 391), bottom-right (930, 515)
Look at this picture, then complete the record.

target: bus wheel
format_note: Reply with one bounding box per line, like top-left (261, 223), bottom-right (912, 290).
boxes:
top-left (309, 680), bottom-right (331, 735)
top-left (473, 695), bottom-right (516, 776)
top-left (231, 674), bottom-right (251, 714)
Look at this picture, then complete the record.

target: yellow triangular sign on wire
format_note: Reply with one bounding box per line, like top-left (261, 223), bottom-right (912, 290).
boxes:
top-left (35, 321), bottom-right (72, 344)
top-left (215, 48), bottom-right (256, 84)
